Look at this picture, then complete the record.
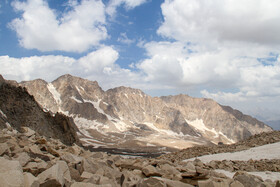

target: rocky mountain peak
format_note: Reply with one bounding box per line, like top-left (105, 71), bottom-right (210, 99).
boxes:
top-left (18, 74), bottom-right (272, 153)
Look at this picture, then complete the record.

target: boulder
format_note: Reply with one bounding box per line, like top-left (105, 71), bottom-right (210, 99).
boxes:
top-left (13, 152), bottom-right (31, 167)
top-left (37, 160), bottom-right (71, 186)
top-left (198, 177), bottom-right (232, 187)
top-left (47, 147), bottom-right (60, 157)
top-left (80, 158), bottom-right (100, 174)
top-left (142, 165), bottom-right (162, 177)
top-left (0, 143), bottom-right (10, 156)
top-left (23, 172), bottom-right (40, 187)
top-left (121, 170), bottom-right (142, 187)
top-left (81, 172), bottom-right (95, 180)
top-left (137, 177), bottom-right (193, 187)
top-left (61, 152), bottom-right (83, 164)
top-left (22, 127), bottom-right (36, 137)
top-left (137, 177), bottom-right (167, 187)
top-left (29, 144), bottom-right (43, 155)
top-left (115, 159), bottom-right (145, 170)
top-left (0, 157), bottom-right (24, 187)
top-left (67, 144), bottom-right (83, 155)
top-left (159, 163), bottom-right (182, 180)
top-left (23, 161), bottom-right (48, 176)
top-left (230, 181), bottom-right (245, 187)
top-left (71, 182), bottom-right (111, 187)
top-left (184, 161), bottom-right (196, 172)
top-left (90, 152), bottom-right (107, 159)
top-left (233, 171), bottom-right (263, 187)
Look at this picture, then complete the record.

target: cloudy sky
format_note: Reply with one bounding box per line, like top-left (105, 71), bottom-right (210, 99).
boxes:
top-left (0, 0), bottom-right (280, 122)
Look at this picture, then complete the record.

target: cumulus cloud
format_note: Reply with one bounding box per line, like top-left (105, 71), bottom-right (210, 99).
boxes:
top-left (106, 0), bottom-right (147, 16)
top-left (132, 0), bottom-right (280, 120)
top-left (9, 0), bottom-right (107, 52)
top-left (0, 46), bottom-right (141, 89)
top-left (158, 0), bottom-right (280, 45)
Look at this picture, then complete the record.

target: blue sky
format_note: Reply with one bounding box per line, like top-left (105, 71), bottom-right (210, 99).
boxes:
top-left (0, 0), bottom-right (280, 123)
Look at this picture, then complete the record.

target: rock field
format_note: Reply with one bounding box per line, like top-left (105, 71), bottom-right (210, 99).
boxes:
top-left (1, 126), bottom-right (279, 187)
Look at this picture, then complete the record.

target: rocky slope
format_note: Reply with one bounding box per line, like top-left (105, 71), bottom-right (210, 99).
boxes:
top-left (19, 74), bottom-right (272, 152)
top-left (0, 125), bottom-right (279, 187)
top-left (0, 75), bottom-right (79, 146)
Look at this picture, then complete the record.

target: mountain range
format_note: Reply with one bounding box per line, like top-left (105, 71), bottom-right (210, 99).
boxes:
top-left (15, 74), bottom-right (272, 153)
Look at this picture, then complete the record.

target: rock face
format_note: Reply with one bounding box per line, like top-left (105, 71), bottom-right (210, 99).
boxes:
top-left (0, 76), bottom-right (80, 146)
top-left (19, 74), bottom-right (272, 152)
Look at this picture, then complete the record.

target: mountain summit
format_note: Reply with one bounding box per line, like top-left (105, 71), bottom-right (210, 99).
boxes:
top-left (19, 74), bottom-right (272, 152)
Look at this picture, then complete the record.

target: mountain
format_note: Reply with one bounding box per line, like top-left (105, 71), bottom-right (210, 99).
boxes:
top-left (0, 75), bottom-right (80, 146)
top-left (19, 74), bottom-right (272, 152)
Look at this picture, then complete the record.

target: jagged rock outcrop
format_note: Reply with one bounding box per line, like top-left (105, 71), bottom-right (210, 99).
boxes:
top-left (19, 74), bottom-right (272, 152)
top-left (0, 76), bottom-right (80, 146)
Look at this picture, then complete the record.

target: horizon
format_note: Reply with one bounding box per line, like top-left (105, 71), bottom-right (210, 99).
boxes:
top-left (0, 0), bottom-right (280, 124)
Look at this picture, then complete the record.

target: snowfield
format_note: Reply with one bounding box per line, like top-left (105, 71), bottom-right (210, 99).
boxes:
top-left (184, 141), bottom-right (280, 162)
top-left (184, 141), bottom-right (280, 181)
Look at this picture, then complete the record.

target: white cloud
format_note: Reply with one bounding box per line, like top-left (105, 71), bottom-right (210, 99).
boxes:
top-left (106, 0), bottom-right (147, 16)
top-left (117, 32), bottom-right (135, 45)
top-left (158, 0), bottom-right (280, 45)
top-left (131, 0), bottom-right (280, 120)
top-left (0, 46), bottom-right (144, 90)
top-left (9, 0), bottom-right (107, 52)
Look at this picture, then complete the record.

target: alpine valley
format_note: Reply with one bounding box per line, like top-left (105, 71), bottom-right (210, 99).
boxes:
top-left (16, 74), bottom-right (272, 155)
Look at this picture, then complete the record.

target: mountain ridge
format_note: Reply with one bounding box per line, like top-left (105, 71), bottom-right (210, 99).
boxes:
top-left (18, 74), bottom-right (272, 152)
top-left (0, 75), bottom-right (80, 146)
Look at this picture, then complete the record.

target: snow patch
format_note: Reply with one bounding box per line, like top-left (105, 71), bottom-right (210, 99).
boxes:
top-left (70, 96), bottom-right (83, 103)
top-left (186, 118), bottom-right (235, 143)
top-left (84, 99), bottom-right (130, 132)
top-left (143, 122), bottom-right (185, 137)
top-left (215, 169), bottom-right (280, 182)
top-left (0, 109), bottom-right (7, 118)
top-left (124, 93), bottom-right (128, 98)
top-left (47, 83), bottom-right (62, 104)
top-left (74, 117), bottom-right (109, 132)
top-left (184, 141), bottom-right (280, 163)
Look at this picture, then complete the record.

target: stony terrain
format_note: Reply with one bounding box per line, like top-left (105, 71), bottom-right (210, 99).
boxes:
top-left (20, 74), bottom-right (272, 152)
top-left (1, 126), bottom-right (279, 187)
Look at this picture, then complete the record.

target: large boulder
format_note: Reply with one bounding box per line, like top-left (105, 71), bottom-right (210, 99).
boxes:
top-left (23, 172), bottom-right (40, 187)
top-left (233, 171), bottom-right (263, 187)
top-left (37, 160), bottom-right (71, 186)
top-left (0, 157), bottom-right (24, 187)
